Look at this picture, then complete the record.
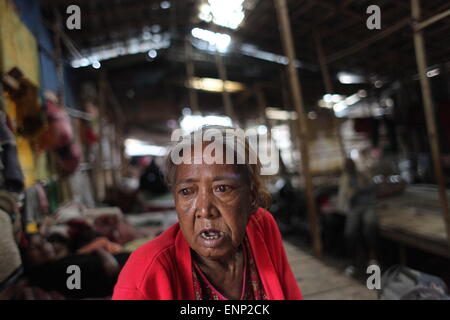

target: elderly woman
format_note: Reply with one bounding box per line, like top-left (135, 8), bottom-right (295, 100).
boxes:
top-left (112, 126), bottom-right (301, 300)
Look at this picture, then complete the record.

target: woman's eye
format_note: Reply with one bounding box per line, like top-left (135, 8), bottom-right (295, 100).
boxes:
top-left (215, 185), bottom-right (231, 193)
top-left (179, 188), bottom-right (192, 196)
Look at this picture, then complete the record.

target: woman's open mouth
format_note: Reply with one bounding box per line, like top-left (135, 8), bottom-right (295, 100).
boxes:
top-left (199, 229), bottom-right (225, 248)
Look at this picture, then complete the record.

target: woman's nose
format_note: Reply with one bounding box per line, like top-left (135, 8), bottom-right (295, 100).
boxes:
top-left (195, 190), bottom-right (218, 219)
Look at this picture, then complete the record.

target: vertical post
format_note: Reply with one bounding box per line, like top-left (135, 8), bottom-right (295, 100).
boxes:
top-left (411, 0), bottom-right (450, 250)
top-left (110, 124), bottom-right (118, 188)
top-left (314, 31), bottom-right (347, 163)
top-left (274, 0), bottom-right (322, 257)
top-left (254, 84), bottom-right (272, 132)
top-left (95, 72), bottom-right (107, 202)
top-left (52, 8), bottom-right (72, 201)
top-left (214, 53), bottom-right (236, 120)
top-left (52, 8), bottom-right (65, 105)
top-left (280, 72), bottom-right (301, 157)
top-left (185, 40), bottom-right (200, 113)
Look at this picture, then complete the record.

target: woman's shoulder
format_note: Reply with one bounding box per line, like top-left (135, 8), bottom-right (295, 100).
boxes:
top-left (250, 207), bottom-right (278, 231)
top-left (113, 224), bottom-right (180, 297)
top-left (127, 223), bottom-right (179, 271)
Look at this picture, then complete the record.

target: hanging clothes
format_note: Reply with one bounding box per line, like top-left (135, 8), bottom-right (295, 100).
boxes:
top-left (3, 69), bottom-right (45, 138)
top-left (0, 111), bottom-right (24, 192)
top-left (0, 206), bottom-right (23, 292)
top-left (23, 182), bottom-right (51, 234)
top-left (54, 141), bottom-right (81, 176)
top-left (37, 98), bottom-right (73, 151)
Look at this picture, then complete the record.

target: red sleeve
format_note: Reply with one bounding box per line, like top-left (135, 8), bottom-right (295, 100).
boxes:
top-left (112, 248), bottom-right (175, 300)
top-left (258, 208), bottom-right (303, 300)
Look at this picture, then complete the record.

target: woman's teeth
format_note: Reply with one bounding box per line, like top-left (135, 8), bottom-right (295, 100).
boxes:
top-left (201, 231), bottom-right (223, 240)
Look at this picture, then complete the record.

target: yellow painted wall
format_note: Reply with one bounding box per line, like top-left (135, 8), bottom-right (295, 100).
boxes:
top-left (0, 0), bottom-right (40, 85)
top-left (0, 0), bottom-right (46, 187)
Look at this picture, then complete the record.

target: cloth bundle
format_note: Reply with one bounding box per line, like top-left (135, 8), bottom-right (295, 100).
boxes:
top-left (33, 95), bottom-right (81, 176)
top-left (0, 191), bottom-right (23, 293)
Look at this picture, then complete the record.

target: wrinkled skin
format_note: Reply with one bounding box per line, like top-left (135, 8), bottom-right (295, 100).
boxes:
top-left (173, 159), bottom-right (255, 299)
top-left (174, 162), bottom-right (253, 260)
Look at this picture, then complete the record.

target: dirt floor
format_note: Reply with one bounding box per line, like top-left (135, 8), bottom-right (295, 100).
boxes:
top-left (284, 241), bottom-right (378, 300)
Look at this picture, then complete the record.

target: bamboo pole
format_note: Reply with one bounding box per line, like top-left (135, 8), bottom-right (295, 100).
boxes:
top-left (52, 8), bottom-right (74, 201)
top-left (411, 0), bottom-right (450, 250)
top-left (326, 18), bottom-right (410, 63)
top-left (274, 0), bottom-right (322, 257)
top-left (313, 31), bottom-right (347, 163)
top-left (280, 72), bottom-right (302, 162)
top-left (254, 84), bottom-right (271, 131)
top-left (95, 72), bottom-right (108, 202)
top-left (214, 53), bottom-right (236, 120)
top-left (415, 8), bottom-right (450, 31)
top-left (185, 40), bottom-right (200, 113)
top-left (52, 8), bottom-right (65, 105)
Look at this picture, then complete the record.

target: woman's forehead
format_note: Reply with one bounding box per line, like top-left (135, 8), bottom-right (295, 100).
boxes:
top-left (175, 163), bottom-right (244, 183)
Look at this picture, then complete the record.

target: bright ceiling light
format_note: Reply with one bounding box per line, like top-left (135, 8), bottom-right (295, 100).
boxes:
top-left (187, 77), bottom-right (245, 93)
top-left (198, 0), bottom-right (245, 30)
top-left (180, 115), bottom-right (233, 133)
top-left (344, 93), bottom-right (360, 106)
top-left (125, 139), bottom-right (167, 157)
top-left (160, 1), bottom-right (170, 9)
top-left (323, 94), bottom-right (333, 103)
top-left (331, 94), bottom-right (343, 103)
top-left (337, 72), bottom-right (366, 84)
top-left (257, 125), bottom-right (268, 135)
top-left (71, 32), bottom-right (171, 68)
top-left (92, 61), bottom-right (101, 69)
top-left (239, 44), bottom-right (310, 69)
top-left (191, 27), bottom-right (231, 52)
top-left (333, 102), bottom-right (347, 113)
top-left (265, 108), bottom-right (297, 121)
top-left (427, 68), bottom-right (440, 78)
top-left (148, 49), bottom-right (158, 58)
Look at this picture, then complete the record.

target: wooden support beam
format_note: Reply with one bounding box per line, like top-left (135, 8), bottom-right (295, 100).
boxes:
top-left (411, 0), bottom-right (450, 251)
top-left (313, 32), bottom-right (333, 94)
top-left (234, 88), bottom-right (255, 113)
top-left (254, 84), bottom-right (272, 132)
top-left (415, 8), bottom-right (450, 31)
top-left (95, 72), bottom-right (108, 202)
top-left (326, 18), bottom-right (411, 63)
top-left (274, 0), bottom-right (322, 257)
top-left (214, 53), bottom-right (236, 120)
top-left (104, 75), bottom-right (126, 130)
top-left (185, 40), bottom-right (200, 113)
top-left (52, 7), bottom-right (65, 105)
top-left (313, 31), bottom-right (347, 163)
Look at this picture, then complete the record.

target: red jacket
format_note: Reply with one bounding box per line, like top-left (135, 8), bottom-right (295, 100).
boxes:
top-left (112, 208), bottom-right (302, 300)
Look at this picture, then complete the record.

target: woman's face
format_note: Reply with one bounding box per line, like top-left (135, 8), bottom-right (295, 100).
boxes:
top-left (174, 161), bottom-right (253, 261)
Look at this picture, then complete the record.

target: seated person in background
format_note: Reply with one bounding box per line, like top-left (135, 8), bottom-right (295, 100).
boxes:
top-left (337, 157), bottom-right (377, 275)
top-left (113, 126), bottom-right (302, 300)
top-left (139, 157), bottom-right (168, 195)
